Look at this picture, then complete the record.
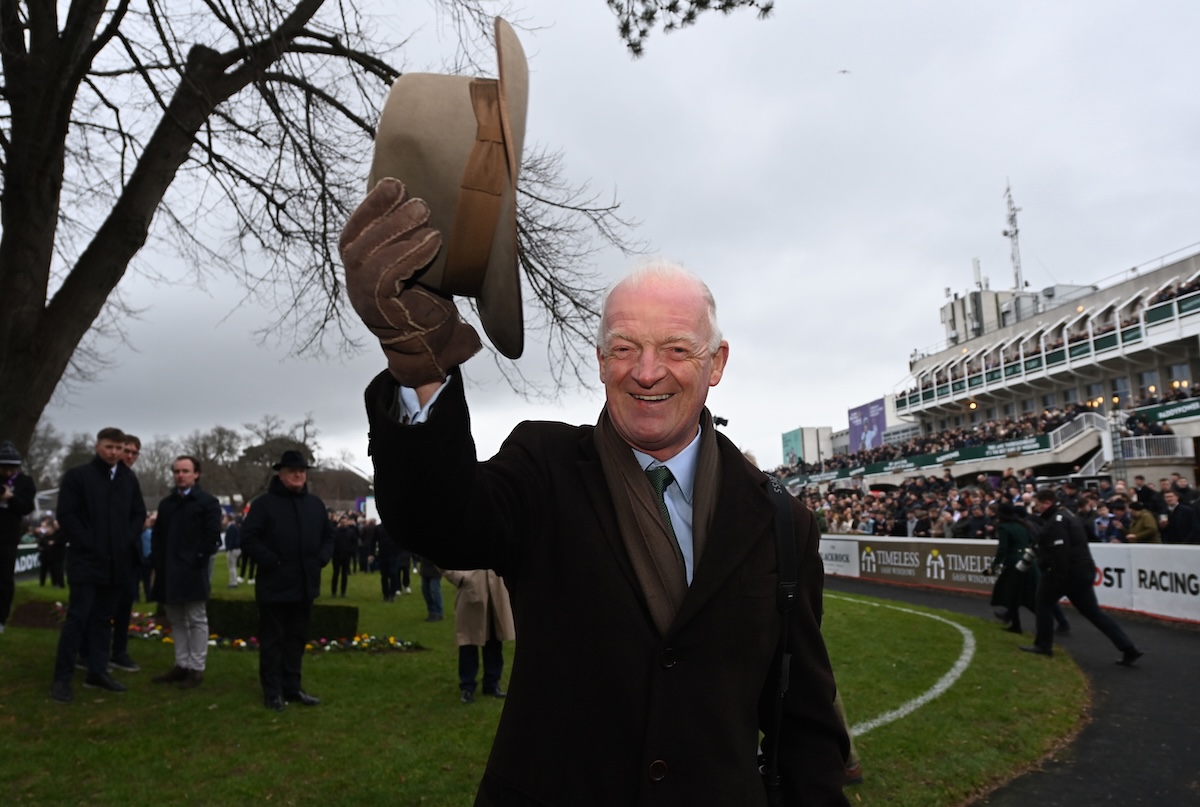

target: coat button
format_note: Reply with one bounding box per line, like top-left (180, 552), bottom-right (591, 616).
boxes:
top-left (648, 759), bottom-right (668, 781)
top-left (661, 648), bottom-right (676, 668)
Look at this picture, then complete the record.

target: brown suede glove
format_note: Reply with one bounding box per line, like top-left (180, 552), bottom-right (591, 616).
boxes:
top-left (340, 178), bottom-right (482, 387)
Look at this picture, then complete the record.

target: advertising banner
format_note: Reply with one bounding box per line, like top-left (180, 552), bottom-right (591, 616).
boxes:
top-left (1134, 398), bottom-right (1200, 424)
top-left (820, 536), bottom-right (1200, 623)
top-left (819, 539), bottom-right (860, 577)
top-left (14, 545), bottom-right (40, 578)
top-left (849, 538), bottom-right (997, 593)
top-left (1126, 545), bottom-right (1200, 621)
top-left (781, 429), bottom-right (804, 467)
top-left (848, 399), bottom-right (887, 454)
top-left (1089, 543), bottom-right (1135, 610)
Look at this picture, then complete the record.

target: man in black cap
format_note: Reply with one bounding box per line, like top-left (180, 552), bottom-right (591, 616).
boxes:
top-left (240, 450), bottom-right (334, 711)
top-left (0, 440), bottom-right (37, 634)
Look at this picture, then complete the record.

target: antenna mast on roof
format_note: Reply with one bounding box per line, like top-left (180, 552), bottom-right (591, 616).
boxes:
top-left (1001, 181), bottom-right (1024, 291)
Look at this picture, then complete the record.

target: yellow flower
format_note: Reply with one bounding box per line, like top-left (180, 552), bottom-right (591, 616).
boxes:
top-left (304, 643), bottom-right (313, 651)
top-left (163, 637), bottom-right (174, 644)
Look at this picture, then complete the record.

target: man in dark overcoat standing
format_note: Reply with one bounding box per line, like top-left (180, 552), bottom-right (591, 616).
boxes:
top-left (50, 427), bottom-right (145, 703)
top-left (149, 455), bottom-right (222, 688)
top-left (240, 450), bottom-right (334, 711)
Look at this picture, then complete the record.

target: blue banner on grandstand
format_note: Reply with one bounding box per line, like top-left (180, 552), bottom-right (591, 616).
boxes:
top-left (781, 429), bottom-right (804, 466)
top-left (848, 399), bottom-right (886, 453)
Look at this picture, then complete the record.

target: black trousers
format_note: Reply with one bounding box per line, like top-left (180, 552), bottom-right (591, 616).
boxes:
top-left (330, 557), bottom-right (351, 596)
top-left (258, 599), bottom-right (313, 698)
top-left (379, 556), bottom-right (401, 599)
top-left (0, 539), bottom-right (17, 625)
top-left (53, 582), bottom-right (120, 682)
top-left (1034, 568), bottom-right (1136, 652)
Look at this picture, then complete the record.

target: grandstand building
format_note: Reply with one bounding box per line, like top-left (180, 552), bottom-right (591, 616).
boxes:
top-left (787, 244), bottom-right (1200, 490)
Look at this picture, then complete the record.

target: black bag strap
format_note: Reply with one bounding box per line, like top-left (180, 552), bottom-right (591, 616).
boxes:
top-left (761, 475), bottom-right (797, 804)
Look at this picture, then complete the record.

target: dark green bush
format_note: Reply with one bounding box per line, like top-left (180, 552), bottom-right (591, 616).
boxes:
top-left (158, 599), bottom-right (359, 641)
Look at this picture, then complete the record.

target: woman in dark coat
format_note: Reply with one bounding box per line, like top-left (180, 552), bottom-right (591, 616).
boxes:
top-left (990, 502), bottom-right (1039, 634)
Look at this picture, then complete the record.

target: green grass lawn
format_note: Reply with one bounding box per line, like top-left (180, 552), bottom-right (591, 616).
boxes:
top-left (0, 560), bottom-right (1087, 806)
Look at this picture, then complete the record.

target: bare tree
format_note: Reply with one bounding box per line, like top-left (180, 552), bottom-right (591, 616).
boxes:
top-left (0, 1), bottom-right (760, 455)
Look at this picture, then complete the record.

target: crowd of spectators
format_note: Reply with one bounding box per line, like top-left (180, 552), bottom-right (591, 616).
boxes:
top-left (1148, 275), bottom-right (1200, 305)
top-left (775, 406), bottom-right (1090, 479)
top-left (807, 469), bottom-right (1200, 545)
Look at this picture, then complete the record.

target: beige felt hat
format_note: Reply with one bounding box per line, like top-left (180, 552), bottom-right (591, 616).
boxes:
top-left (369, 17), bottom-right (528, 359)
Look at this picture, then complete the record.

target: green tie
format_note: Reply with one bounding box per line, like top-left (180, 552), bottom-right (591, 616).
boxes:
top-left (645, 466), bottom-right (676, 540)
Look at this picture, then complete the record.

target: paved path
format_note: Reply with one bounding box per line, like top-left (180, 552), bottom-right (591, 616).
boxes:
top-left (825, 577), bottom-right (1200, 805)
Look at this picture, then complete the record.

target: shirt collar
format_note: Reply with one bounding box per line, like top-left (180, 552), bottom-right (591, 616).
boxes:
top-left (631, 426), bottom-right (702, 505)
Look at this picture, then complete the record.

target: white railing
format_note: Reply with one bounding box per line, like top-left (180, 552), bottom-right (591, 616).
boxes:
top-left (1120, 435), bottom-right (1195, 460)
top-left (1049, 412), bottom-right (1106, 450)
top-left (1076, 451), bottom-right (1108, 476)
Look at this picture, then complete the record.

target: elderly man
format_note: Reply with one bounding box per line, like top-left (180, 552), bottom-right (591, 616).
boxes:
top-left (149, 456), bottom-right (222, 688)
top-left (240, 450), bottom-right (334, 711)
top-left (345, 181), bottom-right (848, 806)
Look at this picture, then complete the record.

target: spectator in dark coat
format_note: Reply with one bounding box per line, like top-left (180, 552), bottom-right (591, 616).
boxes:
top-left (240, 450), bottom-right (334, 711)
top-left (370, 521), bottom-right (402, 602)
top-left (0, 440), bottom-right (37, 633)
top-left (149, 456), bottom-right (222, 688)
top-left (50, 428), bottom-right (146, 703)
top-left (1160, 490), bottom-right (1200, 544)
top-left (330, 516), bottom-right (357, 598)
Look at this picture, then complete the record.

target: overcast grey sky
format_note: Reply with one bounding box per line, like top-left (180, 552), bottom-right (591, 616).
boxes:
top-left (42, 0), bottom-right (1200, 474)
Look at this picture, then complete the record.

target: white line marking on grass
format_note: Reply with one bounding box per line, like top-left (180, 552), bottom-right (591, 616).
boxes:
top-left (826, 594), bottom-right (977, 737)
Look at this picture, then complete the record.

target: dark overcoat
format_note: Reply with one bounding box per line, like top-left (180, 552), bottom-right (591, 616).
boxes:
top-left (366, 371), bottom-right (849, 807)
top-left (0, 470), bottom-right (36, 545)
top-left (240, 476), bottom-right (334, 603)
top-left (150, 485), bottom-right (223, 604)
top-left (56, 456), bottom-right (145, 586)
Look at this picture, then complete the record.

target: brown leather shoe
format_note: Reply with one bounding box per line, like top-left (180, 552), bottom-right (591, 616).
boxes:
top-left (179, 669), bottom-right (204, 689)
top-left (152, 665), bottom-right (188, 684)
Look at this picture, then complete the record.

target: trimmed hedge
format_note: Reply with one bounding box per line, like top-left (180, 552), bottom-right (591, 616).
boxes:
top-left (159, 599), bottom-right (360, 641)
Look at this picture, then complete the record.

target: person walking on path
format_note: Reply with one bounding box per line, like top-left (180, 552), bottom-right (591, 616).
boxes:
top-left (1020, 489), bottom-right (1143, 665)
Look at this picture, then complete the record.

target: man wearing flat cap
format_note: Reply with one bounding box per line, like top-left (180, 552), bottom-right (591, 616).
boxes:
top-left (340, 21), bottom-right (847, 804)
top-left (240, 450), bottom-right (334, 711)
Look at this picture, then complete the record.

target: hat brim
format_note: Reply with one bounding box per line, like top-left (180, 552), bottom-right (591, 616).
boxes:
top-left (368, 17), bottom-right (528, 359)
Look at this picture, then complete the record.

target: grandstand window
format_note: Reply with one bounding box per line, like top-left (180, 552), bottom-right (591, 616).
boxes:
top-left (1138, 370), bottom-right (1160, 400)
top-left (986, 407), bottom-right (998, 419)
top-left (1042, 393), bottom-right (1057, 408)
top-left (953, 415), bottom-right (962, 427)
top-left (1021, 398), bottom-right (1035, 413)
top-left (1064, 387), bottom-right (1079, 404)
top-left (1003, 402), bottom-right (1015, 417)
top-left (1086, 382), bottom-right (1104, 405)
top-left (1111, 377), bottom-right (1130, 399)
top-left (1168, 363), bottom-right (1191, 393)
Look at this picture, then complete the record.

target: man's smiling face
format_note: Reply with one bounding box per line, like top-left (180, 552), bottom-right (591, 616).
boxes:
top-left (597, 273), bottom-right (728, 461)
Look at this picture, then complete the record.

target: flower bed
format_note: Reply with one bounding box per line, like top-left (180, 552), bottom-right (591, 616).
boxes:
top-left (53, 603), bottom-right (424, 654)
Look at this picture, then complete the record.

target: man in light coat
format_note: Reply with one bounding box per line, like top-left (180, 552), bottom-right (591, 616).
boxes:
top-left (445, 569), bottom-right (515, 703)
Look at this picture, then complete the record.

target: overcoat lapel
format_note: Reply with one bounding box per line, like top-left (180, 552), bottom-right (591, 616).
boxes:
top-left (670, 439), bottom-right (775, 634)
top-left (575, 438), bottom-right (660, 628)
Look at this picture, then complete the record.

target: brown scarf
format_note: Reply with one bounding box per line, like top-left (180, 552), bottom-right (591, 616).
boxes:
top-left (594, 407), bottom-right (722, 636)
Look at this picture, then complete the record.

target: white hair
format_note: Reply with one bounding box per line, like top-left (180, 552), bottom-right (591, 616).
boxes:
top-left (596, 258), bottom-right (723, 354)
